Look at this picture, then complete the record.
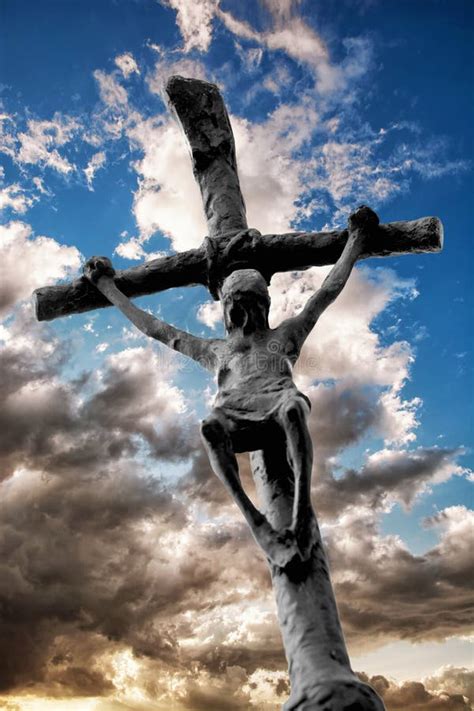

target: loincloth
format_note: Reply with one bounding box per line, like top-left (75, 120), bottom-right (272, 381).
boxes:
top-left (213, 378), bottom-right (311, 430)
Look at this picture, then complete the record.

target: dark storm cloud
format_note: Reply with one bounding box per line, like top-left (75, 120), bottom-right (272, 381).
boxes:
top-left (0, 308), bottom-right (69, 398)
top-left (424, 666), bottom-right (474, 703)
top-left (0, 459), bottom-right (188, 691)
top-left (0, 312), bottom-right (197, 482)
top-left (0, 308), bottom-right (472, 702)
top-left (315, 446), bottom-right (466, 519)
top-left (182, 687), bottom-right (249, 711)
top-left (308, 382), bottom-right (381, 455)
top-left (0, 310), bottom-right (208, 694)
top-left (327, 509), bottom-right (474, 646)
top-left (82, 348), bottom-right (200, 461)
top-left (358, 671), bottom-right (472, 710)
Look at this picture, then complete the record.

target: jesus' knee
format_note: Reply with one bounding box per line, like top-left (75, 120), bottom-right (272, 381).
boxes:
top-left (200, 411), bottom-right (229, 447)
top-left (279, 396), bottom-right (309, 428)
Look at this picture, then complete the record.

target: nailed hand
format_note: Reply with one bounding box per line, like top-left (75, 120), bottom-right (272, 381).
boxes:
top-left (83, 256), bottom-right (116, 284)
top-left (348, 205), bottom-right (380, 233)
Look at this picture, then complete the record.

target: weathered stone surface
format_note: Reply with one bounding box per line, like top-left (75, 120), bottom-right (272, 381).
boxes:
top-left (166, 75), bottom-right (248, 239)
top-left (34, 216), bottom-right (442, 321)
top-left (34, 247), bottom-right (207, 321)
top-left (284, 679), bottom-right (385, 711)
top-left (34, 76), bottom-right (444, 711)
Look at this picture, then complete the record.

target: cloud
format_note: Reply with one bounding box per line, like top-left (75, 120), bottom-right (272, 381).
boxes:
top-left (84, 151), bottom-right (106, 190)
top-left (0, 183), bottom-right (35, 213)
top-left (0, 322), bottom-right (195, 482)
top-left (0, 9), bottom-right (470, 707)
top-left (123, 75), bottom-right (458, 262)
top-left (115, 52), bottom-right (140, 78)
top-left (93, 70), bottom-right (128, 107)
top-left (161, 0), bottom-right (219, 53)
top-left (315, 446), bottom-right (470, 518)
top-left (160, 0), bottom-right (373, 97)
top-left (326, 506), bottom-right (474, 648)
top-left (196, 300), bottom-right (222, 329)
top-left (126, 116), bottom-right (208, 251)
top-left (304, 381), bottom-right (418, 460)
top-left (16, 113), bottom-right (80, 174)
top-left (218, 8), bottom-right (357, 96)
top-left (424, 666), bottom-right (474, 703)
top-left (358, 671), bottom-right (472, 710)
top-left (0, 221), bottom-right (81, 317)
top-left (309, 128), bottom-right (468, 225)
top-left (0, 308), bottom-right (208, 696)
top-left (269, 265), bottom-right (417, 393)
top-left (82, 346), bottom-right (194, 461)
top-left (0, 112), bottom-right (17, 158)
top-left (0, 304), bottom-right (471, 705)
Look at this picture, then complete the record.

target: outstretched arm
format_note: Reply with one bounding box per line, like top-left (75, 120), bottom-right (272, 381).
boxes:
top-left (280, 206), bottom-right (379, 351)
top-left (83, 257), bottom-right (221, 371)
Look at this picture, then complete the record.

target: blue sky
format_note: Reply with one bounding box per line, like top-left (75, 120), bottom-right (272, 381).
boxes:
top-left (0, 1), bottom-right (473, 709)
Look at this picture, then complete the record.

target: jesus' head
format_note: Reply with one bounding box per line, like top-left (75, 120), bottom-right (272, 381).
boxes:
top-left (220, 269), bottom-right (270, 334)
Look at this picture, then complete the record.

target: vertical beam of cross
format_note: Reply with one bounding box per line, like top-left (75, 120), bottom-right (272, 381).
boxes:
top-left (166, 76), bottom-right (248, 240)
top-left (165, 76), bottom-right (386, 711)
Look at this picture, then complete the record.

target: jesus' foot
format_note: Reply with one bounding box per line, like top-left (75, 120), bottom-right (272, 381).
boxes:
top-left (254, 521), bottom-right (302, 568)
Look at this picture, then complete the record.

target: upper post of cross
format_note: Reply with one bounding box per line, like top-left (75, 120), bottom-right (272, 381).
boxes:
top-left (166, 76), bottom-right (248, 239)
top-left (33, 75), bottom-right (443, 322)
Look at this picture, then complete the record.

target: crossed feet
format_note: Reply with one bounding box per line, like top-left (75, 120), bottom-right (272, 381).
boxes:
top-left (254, 518), bottom-right (315, 569)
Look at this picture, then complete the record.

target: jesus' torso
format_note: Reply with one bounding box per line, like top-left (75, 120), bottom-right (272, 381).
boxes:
top-left (213, 328), bottom-right (306, 421)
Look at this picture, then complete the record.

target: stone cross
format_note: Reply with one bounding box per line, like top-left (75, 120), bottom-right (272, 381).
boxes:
top-left (34, 77), bottom-right (443, 711)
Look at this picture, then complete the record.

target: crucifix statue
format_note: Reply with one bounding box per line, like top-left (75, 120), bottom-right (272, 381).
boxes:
top-left (34, 77), bottom-right (443, 711)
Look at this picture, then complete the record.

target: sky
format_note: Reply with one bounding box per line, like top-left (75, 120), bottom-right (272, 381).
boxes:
top-left (0, 0), bottom-right (473, 709)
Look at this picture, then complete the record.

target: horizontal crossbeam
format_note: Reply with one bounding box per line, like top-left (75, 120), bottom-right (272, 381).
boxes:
top-left (34, 217), bottom-right (442, 321)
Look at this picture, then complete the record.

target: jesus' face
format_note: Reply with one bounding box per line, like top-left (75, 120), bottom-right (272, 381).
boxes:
top-left (221, 269), bottom-right (270, 334)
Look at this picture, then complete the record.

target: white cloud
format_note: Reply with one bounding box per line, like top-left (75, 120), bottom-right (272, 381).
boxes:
top-left (84, 151), bottom-right (106, 190)
top-left (126, 116), bottom-right (207, 251)
top-left (262, 62), bottom-right (292, 94)
top-left (16, 114), bottom-right (80, 175)
top-left (196, 300), bottom-right (222, 329)
top-left (424, 506), bottom-right (474, 570)
top-left (159, 0), bottom-right (363, 98)
top-left (114, 52), bottom-right (140, 78)
top-left (93, 70), bottom-right (128, 107)
top-left (32, 176), bottom-right (51, 196)
top-left (269, 266), bottom-right (416, 392)
top-left (377, 390), bottom-right (421, 445)
top-left (0, 113), bottom-right (17, 158)
top-left (217, 5), bottom-right (372, 96)
top-left (114, 236), bottom-right (148, 260)
top-left (0, 221), bottom-right (81, 317)
top-left (161, 0), bottom-right (219, 53)
top-left (424, 665), bottom-right (474, 701)
top-left (0, 184), bottom-right (35, 214)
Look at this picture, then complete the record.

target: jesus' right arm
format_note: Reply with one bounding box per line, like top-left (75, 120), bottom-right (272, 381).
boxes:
top-left (277, 205), bottom-right (379, 354)
top-left (83, 257), bottom-right (222, 372)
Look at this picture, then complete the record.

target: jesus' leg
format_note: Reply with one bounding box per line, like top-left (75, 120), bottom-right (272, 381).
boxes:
top-left (277, 397), bottom-right (315, 558)
top-left (200, 412), bottom-right (300, 567)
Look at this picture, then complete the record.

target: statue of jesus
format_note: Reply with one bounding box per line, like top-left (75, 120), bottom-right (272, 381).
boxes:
top-left (84, 205), bottom-right (378, 568)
